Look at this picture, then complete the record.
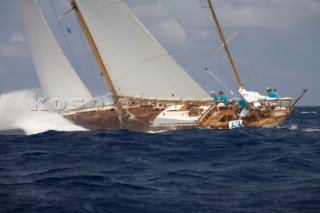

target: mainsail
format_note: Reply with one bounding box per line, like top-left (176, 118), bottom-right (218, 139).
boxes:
top-left (19, 0), bottom-right (92, 105)
top-left (76, 0), bottom-right (210, 101)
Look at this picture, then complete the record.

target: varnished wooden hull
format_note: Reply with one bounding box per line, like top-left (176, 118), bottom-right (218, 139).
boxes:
top-left (64, 108), bottom-right (159, 131)
top-left (198, 105), bottom-right (291, 129)
top-left (63, 104), bottom-right (292, 131)
top-left (63, 107), bottom-right (196, 132)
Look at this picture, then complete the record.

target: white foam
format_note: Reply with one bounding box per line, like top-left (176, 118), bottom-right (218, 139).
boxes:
top-left (301, 111), bottom-right (318, 114)
top-left (301, 128), bottom-right (320, 132)
top-left (289, 124), bottom-right (298, 131)
top-left (147, 130), bottom-right (168, 134)
top-left (0, 90), bottom-right (87, 135)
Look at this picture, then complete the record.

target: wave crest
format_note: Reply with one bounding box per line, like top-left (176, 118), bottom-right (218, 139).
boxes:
top-left (0, 90), bottom-right (87, 135)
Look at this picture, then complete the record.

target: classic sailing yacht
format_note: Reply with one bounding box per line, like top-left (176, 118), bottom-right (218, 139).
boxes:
top-left (19, 0), bottom-right (306, 131)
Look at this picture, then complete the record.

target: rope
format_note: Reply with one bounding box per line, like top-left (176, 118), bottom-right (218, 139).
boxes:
top-left (116, 107), bottom-right (163, 132)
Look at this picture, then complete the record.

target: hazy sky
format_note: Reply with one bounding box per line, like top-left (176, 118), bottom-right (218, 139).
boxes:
top-left (0, 0), bottom-right (319, 106)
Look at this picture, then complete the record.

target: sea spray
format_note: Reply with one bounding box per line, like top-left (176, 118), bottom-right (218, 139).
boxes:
top-left (0, 90), bottom-right (87, 135)
top-left (289, 124), bottom-right (298, 131)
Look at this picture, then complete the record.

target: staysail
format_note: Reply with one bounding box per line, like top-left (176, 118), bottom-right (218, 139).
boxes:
top-left (75, 0), bottom-right (210, 101)
top-left (19, 0), bottom-right (92, 105)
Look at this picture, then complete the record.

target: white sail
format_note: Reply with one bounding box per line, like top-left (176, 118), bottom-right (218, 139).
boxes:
top-left (239, 87), bottom-right (268, 102)
top-left (76, 0), bottom-right (210, 100)
top-left (239, 88), bottom-right (293, 103)
top-left (19, 0), bottom-right (92, 106)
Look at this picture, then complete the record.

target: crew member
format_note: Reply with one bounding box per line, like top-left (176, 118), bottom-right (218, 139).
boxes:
top-left (238, 96), bottom-right (250, 119)
top-left (209, 91), bottom-right (219, 103)
top-left (266, 87), bottom-right (278, 98)
top-left (218, 91), bottom-right (228, 106)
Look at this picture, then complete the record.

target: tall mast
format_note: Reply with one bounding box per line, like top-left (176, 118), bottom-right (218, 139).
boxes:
top-left (207, 0), bottom-right (243, 89)
top-left (69, 0), bottom-right (125, 114)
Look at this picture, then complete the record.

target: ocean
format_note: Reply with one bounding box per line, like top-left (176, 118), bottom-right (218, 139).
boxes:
top-left (0, 106), bottom-right (319, 212)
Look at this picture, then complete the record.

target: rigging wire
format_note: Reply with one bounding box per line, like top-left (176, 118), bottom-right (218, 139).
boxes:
top-left (202, 0), bottom-right (238, 87)
top-left (240, 29), bottom-right (291, 96)
top-left (49, 0), bottom-right (88, 93)
top-left (202, 0), bottom-right (238, 95)
top-left (159, 0), bottom-right (238, 96)
top-left (77, 21), bottom-right (104, 97)
top-left (205, 67), bottom-right (235, 96)
top-left (217, 0), bottom-right (291, 95)
top-left (217, 0), bottom-right (263, 91)
top-left (49, 0), bottom-right (106, 98)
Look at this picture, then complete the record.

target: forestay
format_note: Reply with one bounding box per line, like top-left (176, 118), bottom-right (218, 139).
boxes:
top-left (19, 0), bottom-right (92, 106)
top-left (76, 0), bottom-right (209, 101)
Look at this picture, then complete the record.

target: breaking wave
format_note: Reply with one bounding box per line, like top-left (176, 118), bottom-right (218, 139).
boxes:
top-left (0, 90), bottom-right (87, 135)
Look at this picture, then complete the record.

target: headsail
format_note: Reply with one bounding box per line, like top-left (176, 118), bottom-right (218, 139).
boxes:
top-left (75, 0), bottom-right (209, 101)
top-left (19, 0), bottom-right (92, 106)
top-left (239, 87), bottom-right (268, 102)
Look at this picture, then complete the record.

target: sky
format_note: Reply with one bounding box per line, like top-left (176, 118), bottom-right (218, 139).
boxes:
top-left (0, 0), bottom-right (319, 106)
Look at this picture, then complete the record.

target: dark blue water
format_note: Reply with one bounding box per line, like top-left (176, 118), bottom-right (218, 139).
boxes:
top-left (1, 107), bottom-right (319, 212)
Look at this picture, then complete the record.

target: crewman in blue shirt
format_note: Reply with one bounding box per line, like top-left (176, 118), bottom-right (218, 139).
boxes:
top-left (266, 87), bottom-right (278, 98)
top-left (218, 91), bottom-right (228, 106)
top-left (238, 97), bottom-right (248, 110)
top-left (209, 91), bottom-right (219, 103)
top-left (238, 96), bottom-right (250, 119)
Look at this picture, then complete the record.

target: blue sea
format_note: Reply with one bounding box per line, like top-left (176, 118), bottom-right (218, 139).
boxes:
top-left (1, 107), bottom-right (319, 212)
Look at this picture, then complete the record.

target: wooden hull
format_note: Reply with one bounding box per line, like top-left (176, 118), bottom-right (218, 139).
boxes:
top-left (64, 107), bottom-right (159, 131)
top-left (198, 105), bottom-right (291, 129)
top-left (62, 103), bottom-right (292, 131)
top-left (63, 106), bottom-right (196, 132)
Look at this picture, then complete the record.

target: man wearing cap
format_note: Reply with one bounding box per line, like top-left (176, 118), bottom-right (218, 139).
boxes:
top-left (266, 87), bottom-right (278, 98)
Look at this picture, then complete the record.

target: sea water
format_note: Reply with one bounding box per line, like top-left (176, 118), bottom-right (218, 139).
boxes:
top-left (0, 91), bottom-right (319, 212)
